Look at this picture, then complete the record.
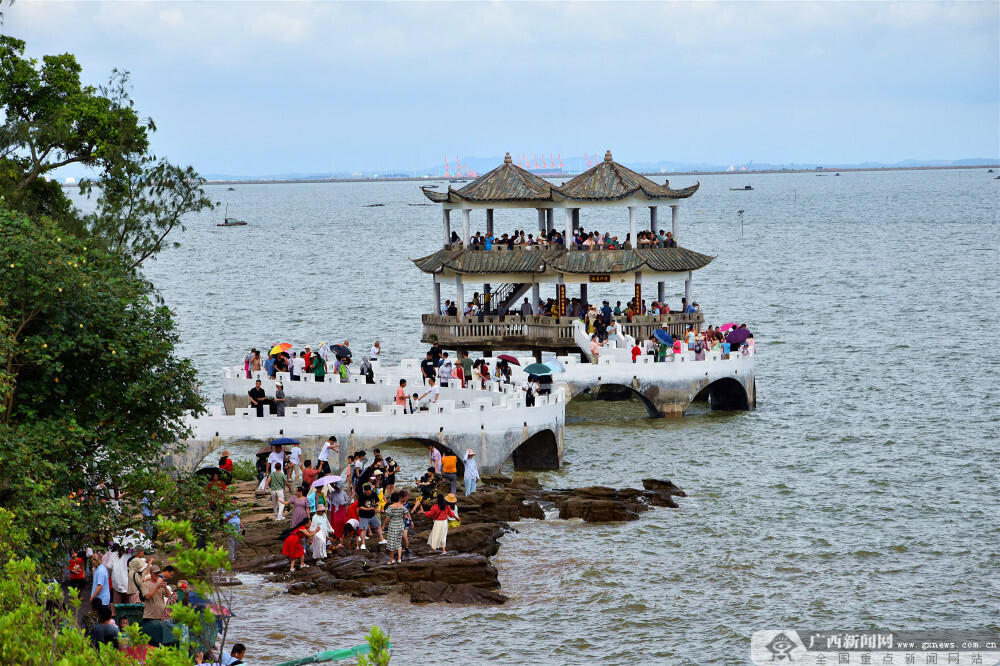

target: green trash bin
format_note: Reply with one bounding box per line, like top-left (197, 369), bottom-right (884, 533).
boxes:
top-left (115, 603), bottom-right (145, 629)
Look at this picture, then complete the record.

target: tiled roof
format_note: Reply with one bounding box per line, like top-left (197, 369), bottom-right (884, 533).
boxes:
top-left (422, 151), bottom-right (698, 204)
top-left (412, 246), bottom-right (713, 275)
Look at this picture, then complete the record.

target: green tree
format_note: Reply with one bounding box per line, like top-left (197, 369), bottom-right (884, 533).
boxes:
top-left (0, 35), bottom-right (212, 264)
top-left (0, 205), bottom-right (204, 565)
top-left (357, 626), bottom-right (392, 666)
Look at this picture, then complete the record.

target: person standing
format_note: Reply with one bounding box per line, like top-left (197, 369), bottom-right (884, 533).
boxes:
top-left (420, 352), bottom-right (437, 385)
top-left (89, 552), bottom-right (111, 612)
top-left (417, 377), bottom-right (440, 408)
top-left (428, 444), bottom-right (442, 476)
top-left (440, 450), bottom-right (459, 496)
top-left (459, 350), bottom-right (473, 382)
top-left (225, 510), bottom-right (244, 563)
top-left (68, 550), bottom-right (86, 597)
top-left (274, 382), bottom-right (286, 417)
top-left (280, 485), bottom-right (310, 527)
top-left (383, 492), bottom-right (408, 565)
top-left (287, 440), bottom-right (301, 481)
top-left (308, 503), bottom-right (331, 565)
top-left (369, 341), bottom-right (381, 362)
top-left (318, 435), bottom-right (338, 475)
top-left (312, 352), bottom-right (327, 383)
top-left (250, 349), bottom-right (262, 373)
top-left (248, 380), bottom-right (266, 417)
top-left (301, 460), bottom-right (318, 488)
top-left (462, 449), bottom-right (480, 495)
top-left (590, 334), bottom-right (604, 364)
top-left (268, 462), bottom-right (289, 520)
top-left (395, 379), bottom-right (408, 412)
top-left (356, 483), bottom-right (385, 550)
top-left (414, 494), bottom-right (457, 555)
top-left (292, 351), bottom-right (305, 381)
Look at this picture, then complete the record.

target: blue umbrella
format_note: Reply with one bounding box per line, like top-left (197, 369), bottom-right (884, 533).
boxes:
top-left (523, 362), bottom-right (552, 376)
top-left (545, 359), bottom-right (565, 373)
top-left (654, 329), bottom-right (674, 345)
top-left (270, 437), bottom-right (300, 446)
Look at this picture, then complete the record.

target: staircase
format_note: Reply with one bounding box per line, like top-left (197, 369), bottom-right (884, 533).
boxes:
top-left (481, 283), bottom-right (532, 315)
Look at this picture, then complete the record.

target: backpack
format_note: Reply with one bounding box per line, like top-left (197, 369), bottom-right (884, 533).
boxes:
top-left (133, 570), bottom-right (146, 602)
top-left (694, 342), bottom-right (704, 353)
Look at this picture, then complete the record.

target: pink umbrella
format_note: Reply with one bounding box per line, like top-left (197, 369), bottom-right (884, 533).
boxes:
top-left (720, 322), bottom-right (736, 333)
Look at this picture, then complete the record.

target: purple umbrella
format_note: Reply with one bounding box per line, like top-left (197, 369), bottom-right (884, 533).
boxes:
top-left (311, 475), bottom-right (342, 488)
top-left (725, 328), bottom-right (751, 346)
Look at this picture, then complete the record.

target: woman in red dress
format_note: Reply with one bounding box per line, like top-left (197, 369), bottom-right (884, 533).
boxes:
top-left (281, 518), bottom-right (317, 572)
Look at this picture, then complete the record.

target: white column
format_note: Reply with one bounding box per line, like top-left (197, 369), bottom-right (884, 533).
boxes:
top-left (443, 209), bottom-right (451, 245)
top-left (486, 209), bottom-right (494, 237)
top-left (456, 274), bottom-right (465, 315)
top-left (671, 205), bottom-right (680, 242)
top-left (628, 206), bottom-right (637, 248)
top-left (684, 271), bottom-right (691, 304)
top-left (462, 209), bottom-right (471, 246)
top-left (532, 283), bottom-right (540, 311)
top-left (537, 208), bottom-right (545, 233)
top-left (572, 208), bottom-right (580, 231)
top-left (650, 206), bottom-right (658, 233)
top-left (564, 207), bottom-right (572, 249)
top-left (546, 208), bottom-right (554, 233)
top-left (433, 276), bottom-right (441, 315)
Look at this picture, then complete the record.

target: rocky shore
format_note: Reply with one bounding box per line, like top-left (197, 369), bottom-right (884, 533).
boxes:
top-left (228, 475), bottom-right (686, 605)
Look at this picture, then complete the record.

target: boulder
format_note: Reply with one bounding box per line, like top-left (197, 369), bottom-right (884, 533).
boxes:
top-left (518, 500), bottom-right (545, 520)
top-left (409, 581), bottom-right (508, 605)
top-left (557, 498), bottom-right (640, 522)
top-left (642, 478), bottom-right (687, 496)
top-left (509, 475), bottom-right (542, 490)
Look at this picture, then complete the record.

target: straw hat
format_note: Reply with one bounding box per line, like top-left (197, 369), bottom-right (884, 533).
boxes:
top-left (445, 493), bottom-right (458, 503)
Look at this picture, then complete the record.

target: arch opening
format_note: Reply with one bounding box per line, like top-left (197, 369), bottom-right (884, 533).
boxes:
top-left (373, 437), bottom-right (465, 479)
top-left (693, 377), bottom-right (750, 411)
top-left (574, 383), bottom-right (661, 419)
top-left (511, 429), bottom-right (559, 470)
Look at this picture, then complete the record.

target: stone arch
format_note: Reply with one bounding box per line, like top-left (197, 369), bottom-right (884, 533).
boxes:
top-left (692, 377), bottom-right (750, 411)
top-left (374, 437), bottom-right (465, 479)
top-left (511, 429), bottom-right (559, 470)
top-left (572, 383), bottom-right (661, 418)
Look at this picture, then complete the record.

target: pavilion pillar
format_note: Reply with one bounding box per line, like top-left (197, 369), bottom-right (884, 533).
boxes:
top-left (456, 274), bottom-right (465, 317)
top-left (572, 208), bottom-right (580, 231)
top-left (634, 271), bottom-right (642, 309)
top-left (671, 205), bottom-right (680, 242)
top-left (532, 283), bottom-right (540, 312)
top-left (580, 283), bottom-right (588, 310)
top-left (650, 206), bottom-right (658, 233)
top-left (537, 208), bottom-right (545, 234)
top-left (556, 276), bottom-right (567, 316)
top-left (564, 208), bottom-right (572, 250)
top-left (486, 208), bottom-right (494, 237)
top-left (684, 271), bottom-right (692, 307)
top-left (443, 209), bottom-right (452, 246)
top-left (657, 281), bottom-right (665, 304)
top-left (628, 206), bottom-right (637, 248)
top-left (433, 276), bottom-right (441, 315)
top-left (462, 209), bottom-right (471, 246)
top-left (546, 208), bottom-right (554, 233)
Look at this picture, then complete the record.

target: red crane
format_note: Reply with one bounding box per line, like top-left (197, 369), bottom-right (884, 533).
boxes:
top-left (444, 157), bottom-right (450, 178)
top-left (585, 153), bottom-right (592, 168)
top-left (533, 154), bottom-right (539, 169)
top-left (558, 153), bottom-right (563, 170)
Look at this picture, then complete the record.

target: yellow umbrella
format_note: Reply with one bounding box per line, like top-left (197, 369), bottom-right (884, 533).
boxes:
top-left (269, 343), bottom-right (292, 355)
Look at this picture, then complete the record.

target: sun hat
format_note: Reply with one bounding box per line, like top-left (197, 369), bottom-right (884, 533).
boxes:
top-left (445, 493), bottom-right (457, 503)
top-left (315, 503), bottom-right (327, 511)
top-left (696, 334), bottom-right (705, 341)
top-left (373, 469), bottom-right (383, 476)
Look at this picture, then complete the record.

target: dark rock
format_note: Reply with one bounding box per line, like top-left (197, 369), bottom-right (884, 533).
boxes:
top-left (645, 491), bottom-right (679, 509)
top-left (557, 498), bottom-right (640, 522)
top-left (442, 523), bottom-right (503, 557)
top-left (509, 476), bottom-right (542, 490)
top-left (518, 500), bottom-right (545, 520)
top-left (642, 478), bottom-right (687, 496)
top-left (409, 581), bottom-right (508, 605)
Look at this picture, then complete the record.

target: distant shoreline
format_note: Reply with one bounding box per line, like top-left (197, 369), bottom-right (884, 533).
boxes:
top-left (197, 164), bottom-right (1000, 186)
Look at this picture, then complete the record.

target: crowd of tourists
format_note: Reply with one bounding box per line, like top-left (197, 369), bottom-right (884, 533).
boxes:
top-left (258, 440), bottom-right (476, 571)
top-left (450, 227), bottom-right (679, 251)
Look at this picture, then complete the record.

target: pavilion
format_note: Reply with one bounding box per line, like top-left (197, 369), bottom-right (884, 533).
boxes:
top-left (414, 151), bottom-right (712, 355)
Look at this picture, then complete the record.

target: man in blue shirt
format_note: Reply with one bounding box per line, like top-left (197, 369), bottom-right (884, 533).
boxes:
top-left (484, 234), bottom-right (494, 251)
top-left (601, 301), bottom-right (613, 325)
top-left (264, 354), bottom-right (276, 379)
top-left (89, 552), bottom-right (110, 609)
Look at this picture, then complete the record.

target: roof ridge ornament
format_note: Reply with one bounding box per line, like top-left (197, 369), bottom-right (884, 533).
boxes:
top-left (604, 150), bottom-right (613, 162)
top-left (504, 152), bottom-right (512, 164)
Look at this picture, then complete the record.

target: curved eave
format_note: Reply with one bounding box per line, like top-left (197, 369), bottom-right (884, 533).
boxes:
top-left (412, 246), bottom-right (714, 275)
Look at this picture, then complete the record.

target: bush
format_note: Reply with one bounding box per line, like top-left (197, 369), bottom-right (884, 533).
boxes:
top-left (230, 458), bottom-right (257, 482)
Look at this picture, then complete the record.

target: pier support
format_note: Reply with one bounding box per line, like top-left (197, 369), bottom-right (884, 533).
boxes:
top-left (658, 281), bottom-right (665, 305)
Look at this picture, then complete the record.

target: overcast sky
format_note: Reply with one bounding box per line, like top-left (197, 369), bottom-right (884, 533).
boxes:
top-left (5, 1), bottom-right (998, 176)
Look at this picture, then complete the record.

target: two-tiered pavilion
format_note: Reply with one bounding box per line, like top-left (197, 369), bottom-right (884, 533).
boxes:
top-left (414, 151), bottom-right (713, 355)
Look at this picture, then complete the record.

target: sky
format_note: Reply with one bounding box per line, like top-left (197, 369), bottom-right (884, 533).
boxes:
top-left (4, 1), bottom-right (998, 177)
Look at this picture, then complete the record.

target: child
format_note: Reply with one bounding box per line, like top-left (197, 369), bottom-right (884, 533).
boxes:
top-left (281, 518), bottom-right (317, 572)
top-left (68, 550), bottom-right (86, 596)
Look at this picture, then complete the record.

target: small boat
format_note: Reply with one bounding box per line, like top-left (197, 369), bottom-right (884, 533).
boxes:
top-left (988, 169), bottom-right (994, 173)
top-left (730, 185), bottom-right (753, 191)
top-left (218, 203), bottom-right (247, 226)
top-left (226, 187), bottom-right (236, 191)
top-left (834, 173), bottom-right (840, 176)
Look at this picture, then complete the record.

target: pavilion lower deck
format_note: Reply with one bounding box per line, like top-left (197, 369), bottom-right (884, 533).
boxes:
top-left (421, 312), bottom-right (704, 354)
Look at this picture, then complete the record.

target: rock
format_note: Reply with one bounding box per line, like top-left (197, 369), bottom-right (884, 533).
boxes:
top-left (642, 478), bottom-right (687, 496)
top-left (441, 523), bottom-right (503, 557)
top-left (509, 476), bottom-right (542, 490)
top-left (645, 491), bottom-right (679, 509)
top-left (518, 500), bottom-right (545, 520)
top-left (557, 498), bottom-right (640, 522)
top-left (409, 581), bottom-right (508, 605)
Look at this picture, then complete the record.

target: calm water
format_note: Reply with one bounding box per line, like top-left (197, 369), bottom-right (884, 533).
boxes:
top-left (86, 169), bottom-right (999, 663)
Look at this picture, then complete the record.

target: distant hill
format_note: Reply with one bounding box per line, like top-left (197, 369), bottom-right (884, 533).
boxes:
top-left (202, 156), bottom-right (999, 182)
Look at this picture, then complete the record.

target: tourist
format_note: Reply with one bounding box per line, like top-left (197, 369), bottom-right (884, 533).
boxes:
top-left (590, 334), bottom-right (605, 364)
top-left (417, 377), bottom-right (440, 408)
top-left (462, 449), bottom-right (480, 495)
top-left (337, 357), bottom-right (351, 382)
top-left (452, 360), bottom-right (466, 388)
top-left (440, 450), bottom-right (459, 496)
top-left (520, 297), bottom-right (532, 320)
top-left (267, 442), bottom-right (286, 472)
top-left (318, 435), bottom-right (338, 475)
top-left (225, 510), bottom-right (243, 563)
top-left (267, 462), bottom-right (290, 520)
top-left (89, 605), bottom-right (119, 648)
top-left (395, 379), bottom-right (408, 412)
top-left (250, 349), bottom-right (262, 373)
top-left (631, 342), bottom-right (643, 363)
top-left (308, 503), bottom-right (331, 565)
top-left (607, 318), bottom-right (621, 346)
top-left (292, 350), bottom-right (305, 381)
top-left (417, 466), bottom-right (437, 502)
top-left (414, 494), bottom-right (458, 555)
top-left (328, 482), bottom-right (349, 540)
top-left (383, 492), bottom-right (408, 565)
top-left (384, 457), bottom-right (399, 496)
top-left (426, 444), bottom-right (442, 476)
top-left (248, 380), bottom-right (266, 417)
top-left (311, 351), bottom-right (327, 383)
top-left (301, 460), bottom-right (318, 488)
top-left (496, 359), bottom-right (512, 384)
top-left (524, 374), bottom-right (539, 406)
top-left (693, 333), bottom-right (707, 360)
top-left (218, 450), bottom-right (234, 473)
top-left (68, 550), bottom-right (86, 597)
top-left (140, 564), bottom-right (179, 644)
top-left (399, 489), bottom-right (414, 558)
top-left (89, 552), bottom-right (110, 612)
top-left (664, 231), bottom-right (677, 247)
top-left (220, 644), bottom-right (247, 666)
top-left (264, 353), bottom-right (276, 379)
top-left (280, 485), bottom-right (310, 527)
top-left (356, 483), bottom-right (386, 550)
top-left (282, 517), bottom-right (317, 572)
top-left (370, 340), bottom-right (381, 362)
top-left (479, 360), bottom-right (491, 387)
top-left (459, 350), bottom-right (473, 381)
top-left (267, 382), bottom-right (284, 419)
top-left (420, 351), bottom-right (437, 384)
top-left (439, 359), bottom-right (453, 388)
top-left (286, 441), bottom-right (301, 481)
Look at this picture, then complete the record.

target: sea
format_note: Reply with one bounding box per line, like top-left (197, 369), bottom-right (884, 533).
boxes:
top-left (72, 168), bottom-right (998, 664)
